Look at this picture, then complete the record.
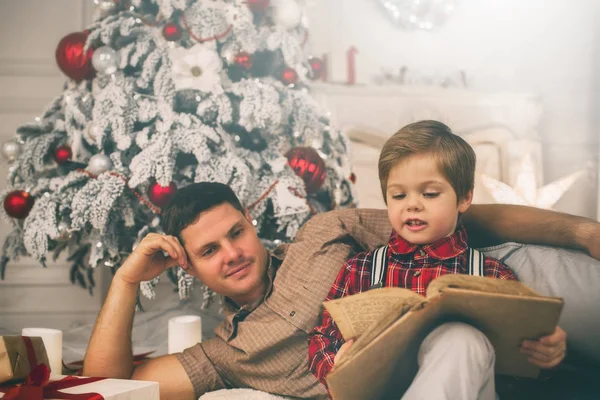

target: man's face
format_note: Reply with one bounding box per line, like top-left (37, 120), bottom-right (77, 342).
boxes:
top-left (180, 203), bottom-right (268, 306)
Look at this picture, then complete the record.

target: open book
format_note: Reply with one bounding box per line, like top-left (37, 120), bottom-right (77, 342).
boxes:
top-left (324, 274), bottom-right (564, 400)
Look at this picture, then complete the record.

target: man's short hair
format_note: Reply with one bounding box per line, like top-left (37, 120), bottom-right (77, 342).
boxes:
top-left (161, 182), bottom-right (244, 241)
top-left (378, 120), bottom-right (476, 203)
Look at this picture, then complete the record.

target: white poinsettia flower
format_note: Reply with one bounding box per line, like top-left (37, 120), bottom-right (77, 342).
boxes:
top-left (169, 44), bottom-right (224, 94)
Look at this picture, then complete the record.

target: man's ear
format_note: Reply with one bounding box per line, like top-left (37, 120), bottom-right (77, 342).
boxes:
top-left (458, 190), bottom-right (473, 213)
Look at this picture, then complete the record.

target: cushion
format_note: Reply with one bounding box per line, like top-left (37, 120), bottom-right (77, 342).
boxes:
top-left (199, 388), bottom-right (290, 399)
top-left (479, 243), bottom-right (600, 365)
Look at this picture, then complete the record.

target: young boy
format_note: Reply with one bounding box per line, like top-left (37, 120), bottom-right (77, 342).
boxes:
top-left (308, 120), bottom-right (566, 399)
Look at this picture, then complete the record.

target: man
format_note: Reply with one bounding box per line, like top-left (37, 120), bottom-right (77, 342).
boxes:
top-left (83, 182), bottom-right (600, 400)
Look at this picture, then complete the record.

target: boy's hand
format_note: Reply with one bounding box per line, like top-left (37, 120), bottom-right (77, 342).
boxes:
top-left (521, 326), bottom-right (567, 369)
top-left (334, 339), bottom-right (354, 366)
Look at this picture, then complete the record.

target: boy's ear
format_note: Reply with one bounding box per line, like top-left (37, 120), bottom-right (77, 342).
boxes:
top-left (458, 190), bottom-right (473, 213)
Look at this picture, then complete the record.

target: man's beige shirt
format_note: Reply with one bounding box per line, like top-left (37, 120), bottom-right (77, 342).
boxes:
top-left (176, 208), bottom-right (391, 399)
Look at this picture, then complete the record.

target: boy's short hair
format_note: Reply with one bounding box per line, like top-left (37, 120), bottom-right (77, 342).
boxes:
top-left (378, 120), bottom-right (476, 203)
top-left (161, 182), bottom-right (244, 242)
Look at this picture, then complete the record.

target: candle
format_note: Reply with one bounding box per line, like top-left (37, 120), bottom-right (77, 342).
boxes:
top-left (321, 53), bottom-right (329, 82)
top-left (168, 315), bottom-right (202, 354)
top-left (346, 46), bottom-right (358, 85)
top-left (21, 327), bottom-right (63, 373)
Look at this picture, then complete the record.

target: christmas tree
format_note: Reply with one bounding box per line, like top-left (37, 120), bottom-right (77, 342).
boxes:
top-left (0, 0), bottom-right (355, 304)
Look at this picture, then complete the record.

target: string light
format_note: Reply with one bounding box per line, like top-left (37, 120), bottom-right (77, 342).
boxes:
top-left (378, 0), bottom-right (458, 31)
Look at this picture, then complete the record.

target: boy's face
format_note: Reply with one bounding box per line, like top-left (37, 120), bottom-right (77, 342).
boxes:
top-left (180, 203), bottom-right (269, 307)
top-left (385, 153), bottom-right (473, 245)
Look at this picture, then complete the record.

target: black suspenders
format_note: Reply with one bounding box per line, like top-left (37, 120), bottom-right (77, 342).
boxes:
top-left (369, 245), bottom-right (389, 289)
top-left (369, 246), bottom-right (484, 289)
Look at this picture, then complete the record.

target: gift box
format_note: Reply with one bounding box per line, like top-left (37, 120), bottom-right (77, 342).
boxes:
top-left (47, 375), bottom-right (159, 400)
top-left (0, 370), bottom-right (159, 400)
top-left (0, 336), bottom-right (49, 384)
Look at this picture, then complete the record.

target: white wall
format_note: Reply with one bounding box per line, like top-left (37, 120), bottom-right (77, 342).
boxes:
top-left (0, 1), bottom-right (103, 336)
top-left (306, 0), bottom-right (600, 219)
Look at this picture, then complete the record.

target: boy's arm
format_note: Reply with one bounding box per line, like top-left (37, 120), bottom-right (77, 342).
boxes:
top-left (482, 255), bottom-right (518, 281)
top-left (463, 204), bottom-right (600, 259)
top-left (308, 308), bottom-right (345, 384)
top-left (308, 258), bottom-right (362, 384)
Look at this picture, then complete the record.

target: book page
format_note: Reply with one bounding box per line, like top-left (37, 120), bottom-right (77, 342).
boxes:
top-left (323, 288), bottom-right (423, 340)
top-left (426, 274), bottom-right (541, 299)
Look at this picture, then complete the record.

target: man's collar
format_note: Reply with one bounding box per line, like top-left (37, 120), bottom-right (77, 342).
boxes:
top-left (388, 224), bottom-right (468, 260)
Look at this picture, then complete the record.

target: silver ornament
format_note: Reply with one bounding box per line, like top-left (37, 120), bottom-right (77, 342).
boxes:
top-left (87, 154), bottom-right (113, 175)
top-left (56, 221), bottom-right (72, 241)
top-left (92, 45), bottom-right (120, 75)
top-left (1, 140), bottom-right (22, 163)
top-left (93, 0), bottom-right (117, 18)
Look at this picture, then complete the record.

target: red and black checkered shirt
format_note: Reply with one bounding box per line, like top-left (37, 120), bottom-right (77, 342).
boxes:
top-left (308, 225), bottom-right (517, 385)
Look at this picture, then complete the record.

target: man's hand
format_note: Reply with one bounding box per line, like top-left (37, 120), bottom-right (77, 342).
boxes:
top-left (117, 233), bottom-right (189, 286)
top-left (521, 326), bottom-right (567, 369)
top-left (334, 339), bottom-right (354, 366)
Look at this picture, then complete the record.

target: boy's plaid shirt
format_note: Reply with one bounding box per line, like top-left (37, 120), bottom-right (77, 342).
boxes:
top-left (307, 225), bottom-right (517, 385)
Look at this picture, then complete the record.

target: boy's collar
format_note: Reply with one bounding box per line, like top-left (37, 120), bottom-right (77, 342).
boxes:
top-left (388, 224), bottom-right (468, 260)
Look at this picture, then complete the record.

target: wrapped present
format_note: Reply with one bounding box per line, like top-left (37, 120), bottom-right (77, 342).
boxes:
top-left (49, 375), bottom-right (159, 400)
top-left (0, 336), bottom-right (49, 384)
top-left (0, 363), bottom-right (159, 399)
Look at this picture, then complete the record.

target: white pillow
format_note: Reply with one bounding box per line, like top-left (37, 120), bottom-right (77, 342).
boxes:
top-left (199, 389), bottom-right (290, 399)
top-left (348, 139), bottom-right (386, 209)
top-left (480, 243), bottom-right (600, 365)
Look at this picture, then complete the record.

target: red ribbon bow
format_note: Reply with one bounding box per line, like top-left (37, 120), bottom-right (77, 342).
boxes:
top-left (0, 364), bottom-right (106, 399)
top-left (0, 336), bottom-right (106, 400)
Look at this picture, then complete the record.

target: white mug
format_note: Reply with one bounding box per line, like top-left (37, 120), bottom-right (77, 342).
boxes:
top-left (168, 315), bottom-right (202, 354)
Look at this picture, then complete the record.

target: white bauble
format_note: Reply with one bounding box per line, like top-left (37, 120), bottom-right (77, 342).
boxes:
top-left (87, 154), bottom-right (113, 175)
top-left (92, 46), bottom-right (120, 75)
top-left (271, 0), bottom-right (303, 29)
top-left (84, 123), bottom-right (105, 146)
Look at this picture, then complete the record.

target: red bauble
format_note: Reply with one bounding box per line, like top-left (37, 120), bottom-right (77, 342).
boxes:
top-left (286, 147), bottom-right (327, 194)
top-left (54, 145), bottom-right (72, 165)
top-left (234, 52), bottom-right (253, 70)
top-left (308, 57), bottom-right (324, 80)
top-left (162, 22), bottom-right (182, 41)
top-left (148, 182), bottom-right (177, 207)
top-left (4, 190), bottom-right (34, 219)
top-left (281, 67), bottom-right (298, 85)
top-left (247, 0), bottom-right (269, 13)
top-left (55, 32), bottom-right (95, 81)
